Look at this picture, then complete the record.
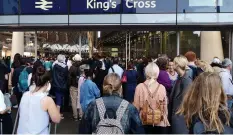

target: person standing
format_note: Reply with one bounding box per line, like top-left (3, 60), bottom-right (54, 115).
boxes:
top-left (169, 55), bottom-right (193, 134)
top-left (108, 58), bottom-right (124, 79)
top-left (134, 62), bottom-right (170, 134)
top-left (219, 58), bottom-right (233, 109)
top-left (52, 54), bottom-right (69, 115)
top-left (68, 54), bottom-right (82, 121)
top-left (123, 61), bottom-right (138, 103)
top-left (80, 69), bottom-right (100, 113)
top-left (17, 66), bottom-right (61, 134)
top-left (167, 60), bottom-right (178, 88)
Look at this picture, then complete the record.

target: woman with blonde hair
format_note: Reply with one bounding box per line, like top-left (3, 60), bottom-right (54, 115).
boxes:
top-left (79, 73), bottom-right (144, 134)
top-left (134, 62), bottom-right (170, 134)
top-left (169, 55), bottom-right (193, 133)
top-left (195, 60), bottom-right (214, 73)
top-left (176, 72), bottom-right (233, 134)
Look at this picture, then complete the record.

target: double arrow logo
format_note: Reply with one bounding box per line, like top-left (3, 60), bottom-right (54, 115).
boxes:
top-left (35, 0), bottom-right (53, 11)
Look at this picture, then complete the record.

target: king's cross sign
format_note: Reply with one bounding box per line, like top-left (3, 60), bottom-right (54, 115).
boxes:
top-left (35, 0), bottom-right (53, 11)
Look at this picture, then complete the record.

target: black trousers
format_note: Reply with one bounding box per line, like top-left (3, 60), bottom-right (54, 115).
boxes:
top-left (0, 113), bottom-right (13, 134)
top-left (144, 125), bottom-right (169, 134)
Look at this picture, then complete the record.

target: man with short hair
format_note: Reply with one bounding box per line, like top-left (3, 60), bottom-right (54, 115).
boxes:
top-left (108, 58), bottom-right (124, 79)
top-left (219, 58), bottom-right (233, 108)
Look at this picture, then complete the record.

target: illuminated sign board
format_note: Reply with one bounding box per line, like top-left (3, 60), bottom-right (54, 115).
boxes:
top-left (0, 0), bottom-right (18, 15)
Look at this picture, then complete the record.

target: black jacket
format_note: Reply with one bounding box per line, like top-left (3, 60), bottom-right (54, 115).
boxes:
top-left (79, 94), bottom-right (145, 134)
top-left (52, 63), bottom-right (68, 90)
top-left (169, 69), bottom-right (193, 134)
top-left (68, 62), bottom-right (81, 88)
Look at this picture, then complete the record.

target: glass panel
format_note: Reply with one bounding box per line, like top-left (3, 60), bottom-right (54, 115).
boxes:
top-left (222, 31), bottom-right (230, 58)
top-left (178, 0), bottom-right (233, 13)
top-left (180, 31), bottom-right (201, 58)
top-left (0, 0), bottom-right (18, 15)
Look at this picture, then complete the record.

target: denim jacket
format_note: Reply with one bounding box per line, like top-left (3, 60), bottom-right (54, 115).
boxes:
top-left (79, 94), bottom-right (145, 134)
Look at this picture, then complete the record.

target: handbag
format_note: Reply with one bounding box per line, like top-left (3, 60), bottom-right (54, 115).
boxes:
top-left (121, 72), bottom-right (127, 83)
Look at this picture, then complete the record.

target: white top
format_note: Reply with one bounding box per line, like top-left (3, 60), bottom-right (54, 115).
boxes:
top-left (219, 68), bottom-right (233, 95)
top-left (17, 91), bottom-right (49, 134)
top-left (0, 91), bottom-right (6, 112)
top-left (108, 64), bottom-right (124, 79)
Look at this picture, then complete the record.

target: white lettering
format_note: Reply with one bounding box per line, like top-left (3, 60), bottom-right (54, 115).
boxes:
top-left (138, 1), bottom-right (144, 8)
top-left (103, 1), bottom-right (110, 11)
top-left (111, 1), bottom-right (117, 8)
top-left (126, 0), bottom-right (133, 8)
top-left (87, 0), bottom-right (94, 9)
top-left (151, 1), bottom-right (156, 8)
top-left (126, 0), bottom-right (156, 9)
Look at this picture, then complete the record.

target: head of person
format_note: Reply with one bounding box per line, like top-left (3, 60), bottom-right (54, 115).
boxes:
top-left (184, 51), bottom-right (197, 62)
top-left (177, 72), bottom-right (230, 133)
top-left (34, 66), bottom-right (51, 91)
top-left (113, 58), bottom-right (119, 65)
top-left (84, 69), bottom-right (94, 79)
top-left (103, 73), bottom-right (122, 96)
top-left (127, 61), bottom-right (134, 70)
top-left (168, 59), bottom-right (175, 72)
top-left (20, 58), bottom-right (27, 66)
top-left (222, 58), bottom-right (232, 71)
top-left (145, 63), bottom-right (160, 89)
top-left (57, 54), bottom-right (66, 63)
top-left (211, 57), bottom-right (222, 68)
top-left (156, 57), bottom-right (168, 71)
top-left (173, 55), bottom-right (189, 73)
top-left (13, 53), bottom-right (21, 63)
top-left (195, 60), bottom-right (214, 73)
top-left (73, 54), bottom-right (82, 62)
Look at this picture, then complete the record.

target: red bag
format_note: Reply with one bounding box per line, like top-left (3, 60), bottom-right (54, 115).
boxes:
top-left (121, 72), bottom-right (127, 83)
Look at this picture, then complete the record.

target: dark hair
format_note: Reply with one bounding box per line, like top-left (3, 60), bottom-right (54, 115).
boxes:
top-left (84, 69), bottom-right (93, 78)
top-left (35, 66), bottom-right (51, 87)
top-left (13, 53), bottom-right (21, 63)
top-left (96, 61), bottom-right (103, 69)
top-left (156, 57), bottom-right (168, 70)
top-left (113, 58), bottom-right (119, 65)
top-left (20, 58), bottom-right (27, 65)
top-left (127, 61), bottom-right (134, 70)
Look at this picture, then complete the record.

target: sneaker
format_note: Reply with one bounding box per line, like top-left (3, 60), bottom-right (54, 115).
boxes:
top-left (13, 105), bottom-right (18, 108)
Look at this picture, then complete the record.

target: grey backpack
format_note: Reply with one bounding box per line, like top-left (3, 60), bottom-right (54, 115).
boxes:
top-left (93, 98), bottom-right (129, 134)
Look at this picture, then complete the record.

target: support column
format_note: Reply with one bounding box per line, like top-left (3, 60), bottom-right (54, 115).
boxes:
top-left (87, 31), bottom-right (93, 58)
top-left (176, 31), bottom-right (180, 55)
top-left (200, 31), bottom-right (224, 63)
top-left (11, 32), bottom-right (24, 60)
top-left (34, 31), bottom-right (38, 59)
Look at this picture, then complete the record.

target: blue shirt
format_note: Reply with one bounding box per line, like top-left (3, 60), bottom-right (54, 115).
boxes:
top-left (80, 79), bottom-right (100, 112)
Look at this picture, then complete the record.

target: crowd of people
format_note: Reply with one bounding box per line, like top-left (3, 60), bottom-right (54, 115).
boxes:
top-left (0, 51), bottom-right (233, 134)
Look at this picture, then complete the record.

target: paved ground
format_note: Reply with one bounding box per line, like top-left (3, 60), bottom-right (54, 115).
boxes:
top-left (11, 108), bottom-right (79, 134)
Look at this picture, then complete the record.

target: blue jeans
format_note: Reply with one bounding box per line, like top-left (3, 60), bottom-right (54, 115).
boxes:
top-left (227, 99), bottom-right (233, 109)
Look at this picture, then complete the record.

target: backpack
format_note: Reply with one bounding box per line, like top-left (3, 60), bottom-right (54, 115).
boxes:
top-left (93, 98), bottom-right (129, 134)
top-left (141, 83), bottom-right (163, 126)
top-left (18, 67), bottom-right (29, 93)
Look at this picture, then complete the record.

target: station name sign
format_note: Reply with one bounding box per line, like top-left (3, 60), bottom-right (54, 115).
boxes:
top-left (87, 0), bottom-right (156, 11)
top-left (0, 0), bottom-right (232, 15)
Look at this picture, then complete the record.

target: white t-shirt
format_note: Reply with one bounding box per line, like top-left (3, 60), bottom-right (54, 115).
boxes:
top-left (0, 90), bottom-right (6, 112)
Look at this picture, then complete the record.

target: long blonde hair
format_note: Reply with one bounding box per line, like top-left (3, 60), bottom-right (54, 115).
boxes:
top-left (177, 72), bottom-right (230, 133)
